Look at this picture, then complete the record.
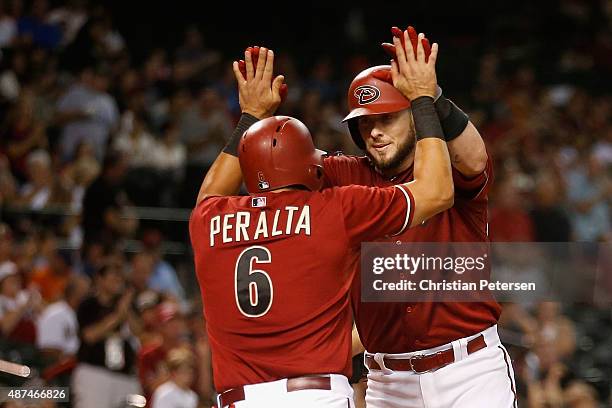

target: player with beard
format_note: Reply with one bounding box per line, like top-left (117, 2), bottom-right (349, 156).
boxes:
top-left (204, 27), bottom-right (516, 407)
top-left (321, 28), bottom-right (515, 408)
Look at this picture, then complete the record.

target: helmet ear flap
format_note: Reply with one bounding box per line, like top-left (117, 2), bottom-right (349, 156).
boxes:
top-left (306, 165), bottom-right (324, 191)
top-left (310, 165), bottom-right (323, 180)
top-left (347, 119), bottom-right (365, 150)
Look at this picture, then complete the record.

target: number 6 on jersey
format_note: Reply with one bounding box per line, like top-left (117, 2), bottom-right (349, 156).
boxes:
top-left (235, 246), bottom-right (273, 317)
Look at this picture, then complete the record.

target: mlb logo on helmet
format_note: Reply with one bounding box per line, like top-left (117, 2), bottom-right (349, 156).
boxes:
top-left (257, 171), bottom-right (269, 190)
top-left (354, 85), bottom-right (381, 105)
top-left (251, 197), bottom-right (267, 208)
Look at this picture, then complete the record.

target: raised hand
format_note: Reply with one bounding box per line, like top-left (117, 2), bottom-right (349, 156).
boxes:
top-left (232, 46), bottom-right (286, 119)
top-left (382, 26), bottom-right (431, 63)
top-left (238, 46), bottom-right (288, 102)
top-left (390, 31), bottom-right (439, 101)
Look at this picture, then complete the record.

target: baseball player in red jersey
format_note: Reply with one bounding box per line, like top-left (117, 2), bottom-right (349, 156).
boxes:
top-left (190, 42), bottom-right (454, 407)
top-left (329, 28), bottom-right (516, 408)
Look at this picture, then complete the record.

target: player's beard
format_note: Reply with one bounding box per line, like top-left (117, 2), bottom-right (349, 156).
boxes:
top-left (366, 130), bottom-right (416, 176)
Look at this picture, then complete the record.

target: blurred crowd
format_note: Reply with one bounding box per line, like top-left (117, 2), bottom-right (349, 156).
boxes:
top-left (0, 0), bottom-right (610, 407)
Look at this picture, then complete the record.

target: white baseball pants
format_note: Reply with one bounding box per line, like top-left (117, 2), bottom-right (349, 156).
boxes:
top-left (225, 374), bottom-right (354, 408)
top-left (365, 325), bottom-right (517, 408)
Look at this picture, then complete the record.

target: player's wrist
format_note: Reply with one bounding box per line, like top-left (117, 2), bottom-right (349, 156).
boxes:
top-left (434, 87), bottom-right (469, 142)
top-left (411, 96), bottom-right (444, 141)
top-left (242, 108), bottom-right (269, 119)
top-left (223, 113), bottom-right (261, 157)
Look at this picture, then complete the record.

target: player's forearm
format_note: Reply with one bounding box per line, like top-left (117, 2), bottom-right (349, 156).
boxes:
top-left (447, 122), bottom-right (488, 176)
top-left (195, 113), bottom-right (260, 206)
top-left (405, 97), bottom-right (454, 226)
top-left (410, 139), bottom-right (454, 214)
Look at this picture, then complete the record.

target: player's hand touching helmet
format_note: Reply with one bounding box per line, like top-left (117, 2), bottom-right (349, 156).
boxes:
top-left (389, 30), bottom-right (439, 101)
top-left (232, 46), bottom-right (287, 119)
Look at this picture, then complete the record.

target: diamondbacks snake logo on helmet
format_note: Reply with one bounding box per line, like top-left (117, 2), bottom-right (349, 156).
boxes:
top-left (354, 85), bottom-right (381, 105)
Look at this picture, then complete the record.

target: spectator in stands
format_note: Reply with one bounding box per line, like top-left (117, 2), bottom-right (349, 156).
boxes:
top-left (77, 240), bottom-right (105, 278)
top-left (0, 260), bottom-right (41, 344)
top-left (12, 233), bottom-right (37, 279)
top-left (1, 89), bottom-right (48, 181)
top-left (566, 152), bottom-right (611, 241)
top-left (113, 111), bottom-right (156, 169)
top-left (137, 301), bottom-right (213, 403)
top-left (114, 111), bottom-right (163, 206)
top-left (185, 304), bottom-right (213, 403)
top-left (60, 142), bottom-right (101, 248)
top-left (138, 302), bottom-right (213, 401)
top-left (535, 302), bottom-right (576, 361)
top-left (173, 26), bottom-right (220, 85)
top-left (62, 141), bottom-right (101, 211)
top-left (30, 249), bottom-right (73, 303)
top-left (150, 347), bottom-right (198, 408)
top-left (31, 228), bottom-right (57, 270)
top-left (138, 301), bottom-right (188, 401)
top-left (142, 229), bottom-right (185, 303)
top-left (490, 175), bottom-right (536, 241)
top-left (151, 121), bottom-right (186, 206)
top-left (530, 174), bottom-right (572, 242)
top-left (17, 149), bottom-right (70, 210)
top-left (128, 251), bottom-right (155, 299)
top-left (37, 274), bottom-right (90, 359)
top-left (72, 262), bottom-right (140, 408)
top-left (179, 87), bottom-right (232, 205)
top-left (134, 289), bottom-right (161, 347)
top-left (81, 149), bottom-right (137, 246)
top-left (55, 64), bottom-right (119, 162)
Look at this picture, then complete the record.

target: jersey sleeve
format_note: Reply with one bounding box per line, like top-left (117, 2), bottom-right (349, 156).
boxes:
top-left (323, 154), bottom-right (366, 187)
top-left (336, 185), bottom-right (415, 246)
top-left (452, 156), bottom-right (494, 201)
top-left (188, 197), bottom-right (215, 249)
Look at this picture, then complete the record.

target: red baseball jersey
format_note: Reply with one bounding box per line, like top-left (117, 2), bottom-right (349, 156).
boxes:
top-left (189, 185), bottom-right (414, 392)
top-left (323, 154), bottom-right (501, 353)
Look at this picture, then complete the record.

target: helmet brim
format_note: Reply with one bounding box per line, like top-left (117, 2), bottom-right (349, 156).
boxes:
top-left (342, 107), bottom-right (376, 122)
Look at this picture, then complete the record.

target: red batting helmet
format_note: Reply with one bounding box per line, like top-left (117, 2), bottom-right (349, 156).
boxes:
top-left (239, 116), bottom-right (325, 193)
top-left (342, 65), bottom-right (411, 149)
